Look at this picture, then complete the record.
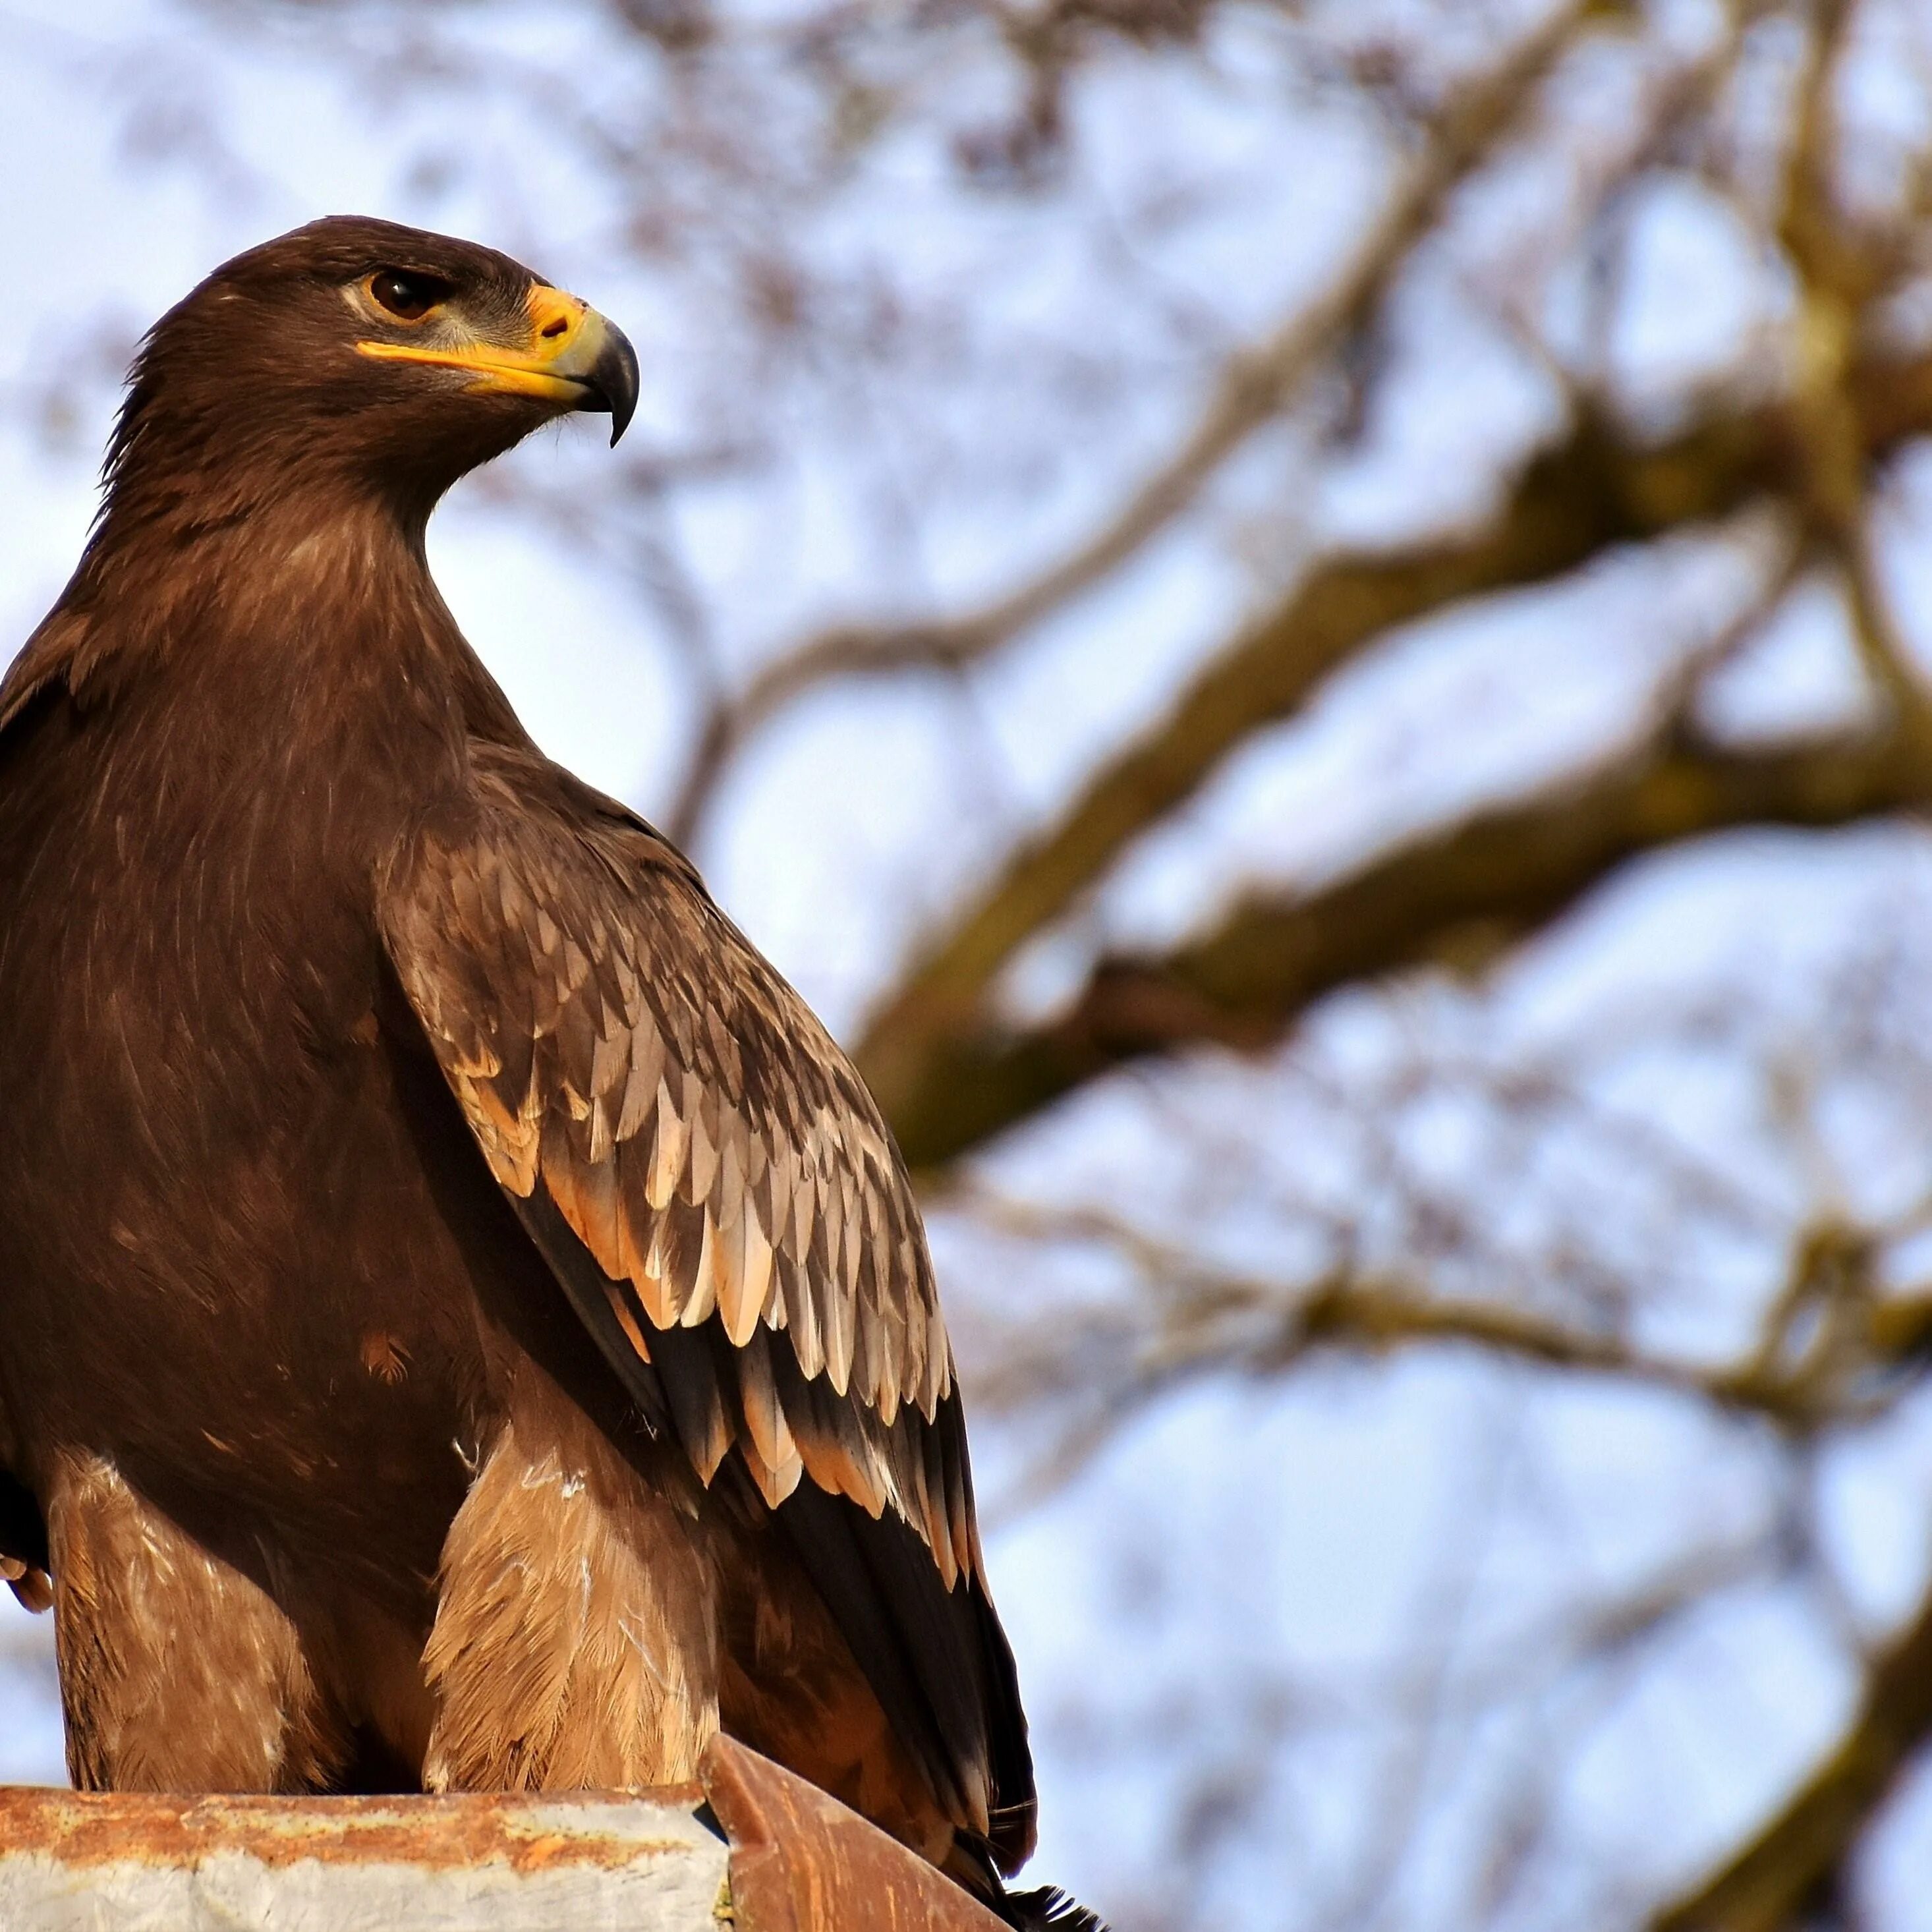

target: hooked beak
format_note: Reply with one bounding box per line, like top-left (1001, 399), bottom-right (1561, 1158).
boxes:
top-left (357, 282), bottom-right (640, 445)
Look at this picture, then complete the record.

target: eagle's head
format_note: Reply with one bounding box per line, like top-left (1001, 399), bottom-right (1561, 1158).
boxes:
top-left (100, 215), bottom-right (639, 532)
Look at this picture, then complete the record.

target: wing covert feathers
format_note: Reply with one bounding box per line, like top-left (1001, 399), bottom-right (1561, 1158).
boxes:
top-left (377, 747), bottom-right (977, 1583)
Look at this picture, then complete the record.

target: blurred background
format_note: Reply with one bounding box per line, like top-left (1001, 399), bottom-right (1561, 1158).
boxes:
top-left (5, 0), bottom-right (1932, 1925)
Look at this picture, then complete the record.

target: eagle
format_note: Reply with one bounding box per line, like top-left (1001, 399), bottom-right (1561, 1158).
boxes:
top-left (0, 217), bottom-right (1084, 1929)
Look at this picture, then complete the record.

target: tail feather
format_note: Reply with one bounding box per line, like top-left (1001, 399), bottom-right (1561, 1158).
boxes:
top-left (948, 1834), bottom-right (1110, 1932)
top-left (993, 1883), bottom-right (1110, 1932)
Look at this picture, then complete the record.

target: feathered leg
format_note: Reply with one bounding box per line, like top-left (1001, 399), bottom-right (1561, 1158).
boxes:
top-left (422, 1367), bottom-right (720, 1790)
top-left (47, 1450), bottom-right (344, 1790)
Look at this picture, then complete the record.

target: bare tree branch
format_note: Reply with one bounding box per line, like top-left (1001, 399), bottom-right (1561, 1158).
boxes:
top-left (846, 0), bottom-right (1932, 1170)
top-left (875, 704), bottom-right (1929, 1162)
top-left (1773, 0), bottom-right (1932, 771)
top-left (664, 0), bottom-right (1604, 839)
top-left (857, 326), bottom-right (1932, 1166)
top-left (1649, 1578), bottom-right (1932, 1932)
top-left (964, 1195), bottom-right (1927, 1437)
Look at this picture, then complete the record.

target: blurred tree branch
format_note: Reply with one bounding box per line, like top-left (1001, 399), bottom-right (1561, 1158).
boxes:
top-left (1776, 0), bottom-right (1932, 764)
top-left (838, 0), bottom-right (1932, 1170)
top-left (1649, 1578), bottom-right (1932, 1932)
top-left (861, 310), bottom-right (1932, 1164)
top-left (664, 0), bottom-right (1604, 841)
top-left (965, 1195), bottom-right (1932, 1452)
top-left (872, 682), bottom-right (1932, 1166)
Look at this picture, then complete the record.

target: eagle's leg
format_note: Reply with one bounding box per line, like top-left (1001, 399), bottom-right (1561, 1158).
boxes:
top-left (46, 1450), bottom-right (345, 1791)
top-left (422, 1369), bottom-right (720, 1790)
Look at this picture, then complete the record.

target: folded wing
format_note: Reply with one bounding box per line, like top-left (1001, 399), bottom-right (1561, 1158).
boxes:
top-left (377, 741), bottom-right (1033, 1867)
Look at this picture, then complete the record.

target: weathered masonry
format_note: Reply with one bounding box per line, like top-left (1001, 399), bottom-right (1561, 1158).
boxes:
top-left (0, 1735), bottom-right (1007, 1931)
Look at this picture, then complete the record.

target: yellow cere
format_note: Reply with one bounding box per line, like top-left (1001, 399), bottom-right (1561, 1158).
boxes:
top-left (355, 283), bottom-right (599, 405)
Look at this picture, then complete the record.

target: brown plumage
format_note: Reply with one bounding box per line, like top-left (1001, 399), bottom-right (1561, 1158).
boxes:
top-left (0, 217), bottom-right (1062, 1921)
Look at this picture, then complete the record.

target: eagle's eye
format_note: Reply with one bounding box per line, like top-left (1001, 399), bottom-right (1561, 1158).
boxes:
top-left (367, 269), bottom-right (451, 322)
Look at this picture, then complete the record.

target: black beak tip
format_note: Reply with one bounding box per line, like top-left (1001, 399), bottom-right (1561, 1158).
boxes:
top-left (590, 322), bottom-right (640, 448)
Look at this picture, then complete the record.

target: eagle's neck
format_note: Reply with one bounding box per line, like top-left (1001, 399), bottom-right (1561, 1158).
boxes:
top-left (90, 480), bottom-right (434, 627)
top-left (15, 492), bottom-right (476, 733)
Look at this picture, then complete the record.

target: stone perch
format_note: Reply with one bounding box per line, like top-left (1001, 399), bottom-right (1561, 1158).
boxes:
top-left (0, 1734), bottom-right (1009, 1931)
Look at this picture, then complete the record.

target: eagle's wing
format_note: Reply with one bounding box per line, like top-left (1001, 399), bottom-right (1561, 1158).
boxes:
top-left (377, 739), bottom-right (1033, 1865)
